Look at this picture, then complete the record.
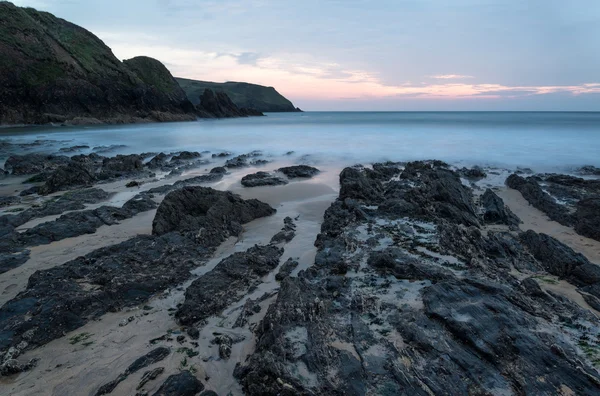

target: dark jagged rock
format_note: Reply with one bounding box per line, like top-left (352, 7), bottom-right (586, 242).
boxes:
top-left (4, 154), bottom-right (70, 175)
top-left (237, 163), bottom-right (600, 396)
top-left (38, 161), bottom-right (96, 194)
top-left (457, 165), bottom-right (487, 179)
top-left (137, 367), bottom-right (165, 391)
top-left (0, 188), bottom-right (110, 228)
top-left (339, 167), bottom-right (384, 202)
top-left (59, 145), bottom-right (90, 153)
top-left (17, 194), bottom-right (156, 247)
top-left (480, 188), bottom-right (520, 226)
top-left (575, 197), bottom-right (600, 241)
top-left (101, 154), bottom-right (143, 174)
top-left (241, 171), bottom-right (288, 187)
top-left (152, 371), bottom-right (204, 396)
top-left (578, 165), bottom-right (600, 176)
top-left (275, 258), bottom-right (299, 281)
top-left (0, 196), bottom-right (20, 208)
top-left (176, 244), bottom-right (283, 325)
top-left (147, 153), bottom-right (169, 169)
top-left (152, 186), bottom-right (275, 240)
top-left (520, 230), bottom-right (590, 277)
top-left (95, 347), bottom-right (170, 395)
top-left (277, 165), bottom-right (320, 179)
top-left (270, 216), bottom-right (296, 244)
top-left (195, 89), bottom-right (264, 118)
top-left (209, 166), bottom-right (227, 174)
top-left (171, 151), bottom-right (201, 162)
top-left (506, 173), bottom-right (574, 226)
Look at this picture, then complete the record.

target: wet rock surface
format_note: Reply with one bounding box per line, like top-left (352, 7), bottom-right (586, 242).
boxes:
top-left (236, 161), bottom-right (600, 395)
top-left (480, 188), bottom-right (520, 226)
top-left (277, 165), bottom-right (320, 179)
top-left (95, 347), bottom-right (170, 395)
top-left (152, 371), bottom-right (204, 396)
top-left (507, 172), bottom-right (600, 241)
top-left (176, 244), bottom-right (283, 325)
top-left (241, 171), bottom-right (288, 187)
top-left (152, 186), bottom-right (275, 239)
top-left (0, 188), bottom-right (275, 355)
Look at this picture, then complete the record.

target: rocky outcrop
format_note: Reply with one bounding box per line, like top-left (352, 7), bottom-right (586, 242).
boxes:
top-left (480, 188), bottom-right (520, 226)
top-left (575, 197), bottom-right (600, 241)
top-left (506, 173), bottom-right (574, 226)
top-left (236, 161), bottom-right (600, 395)
top-left (0, 188), bottom-right (275, 354)
top-left (176, 77), bottom-right (301, 112)
top-left (195, 89), bottom-right (264, 118)
top-left (241, 171), bottom-right (288, 187)
top-left (95, 347), bottom-right (170, 395)
top-left (152, 186), bottom-right (276, 240)
top-left (176, 244), bottom-right (283, 325)
top-left (277, 165), bottom-right (320, 178)
top-left (152, 371), bottom-right (204, 396)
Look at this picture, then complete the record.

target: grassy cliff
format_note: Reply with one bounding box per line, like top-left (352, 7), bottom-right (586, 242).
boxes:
top-left (0, 2), bottom-right (194, 125)
top-left (176, 78), bottom-right (300, 112)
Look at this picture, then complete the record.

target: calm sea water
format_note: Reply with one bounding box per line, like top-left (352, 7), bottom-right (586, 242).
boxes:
top-left (1, 112), bottom-right (599, 171)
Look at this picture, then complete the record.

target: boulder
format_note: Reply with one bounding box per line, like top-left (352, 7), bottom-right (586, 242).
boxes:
top-left (277, 165), bottom-right (320, 179)
top-left (241, 171), bottom-right (288, 187)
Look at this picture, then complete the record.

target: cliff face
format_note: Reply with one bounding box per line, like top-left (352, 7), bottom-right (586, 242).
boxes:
top-left (0, 3), bottom-right (195, 125)
top-left (176, 78), bottom-right (301, 113)
top-left (195, 89), bottom-right (264, 118)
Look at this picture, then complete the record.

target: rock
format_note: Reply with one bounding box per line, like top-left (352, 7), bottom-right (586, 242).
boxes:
top-left (275, 258), bottom-right (299, 281)
top-left (152, 186), bottom-right (276, 240)
top-left (519, 230), bottom-right (589, 277)
top-left (211, 152), bottom-right (232, 158)
top-left (339, 167), bottom-right (384, 202)
top-left (209, 166), bottom-right (227, 174)
top-left (152, 371), bottom-right (204, 396)
top-left (458, 165), bottom-right (487, 179)
top-left (480, 188), bottom-right (520, 226)
top-left (578, 165), bottom-right (600, 176)
top-left (270, 216), bottom-right (296, 244)
top-left (126, 180), bottom-right (142, 188)
top-left (137, 367), bottom-right (165, 390)
top-left (276, 165), bottom-right (320, 179)
top-left (236, 163), bottom-right (600, 395)
top-left (96, 347), bottom-right (170, 395)
top-left (575, 197), bottom-right (600, 241)
top-left (241, 171), bottom-right (288, 187)
top-left (0, 196), bottom-right (20, 208)
top-left (101, 154), bottom-right (143, 174)
top-left (212, 334), bottom-right (233, 359)
top-left (147, 153), bottom-right (169, 169)
top-left (38, 161), bottom-right (96, 194)
top-left (187, 327), bottom-right (200, 340)
top-left (171, 151), bottom-right (201, 162)
top-left (506, 173), bottom-right (574, 226)
top-left (176, 244), bottom-right (283, 325)
top-left (59, 145), bottom-right (90, 153)
top-left (225, 155), bottom-right (249, 168)
top-left (4, 154), bottom-right (70, 175)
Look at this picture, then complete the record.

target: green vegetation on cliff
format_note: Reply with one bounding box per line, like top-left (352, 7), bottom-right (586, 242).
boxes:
top-left (0, 2), bottom-right (194, 125)
top-left (176, 78), bottom-right (300, 113)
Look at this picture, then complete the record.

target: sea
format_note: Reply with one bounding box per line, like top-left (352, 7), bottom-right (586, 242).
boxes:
top-left (1, 112), bottom-right (599, 172)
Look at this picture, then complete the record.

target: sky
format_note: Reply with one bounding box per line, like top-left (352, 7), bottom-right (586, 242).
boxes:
top-left (11, 0), bottom-right (600, 110)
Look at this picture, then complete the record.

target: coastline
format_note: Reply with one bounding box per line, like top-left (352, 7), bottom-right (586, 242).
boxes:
top-left (0, 144), bottom-right (599, 393)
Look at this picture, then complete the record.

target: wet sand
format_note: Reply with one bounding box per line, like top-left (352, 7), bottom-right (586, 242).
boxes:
top-left (497, 187), bottom-right (600, 264)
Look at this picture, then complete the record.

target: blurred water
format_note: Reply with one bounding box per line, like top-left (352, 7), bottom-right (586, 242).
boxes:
top-left (1, 112), bottom-right (599, 171)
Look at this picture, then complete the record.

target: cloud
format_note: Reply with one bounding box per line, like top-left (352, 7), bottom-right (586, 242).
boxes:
top-left (97, 31), bottom-right (600, 104)
top-left (429, 74), bottom-right (474, 79)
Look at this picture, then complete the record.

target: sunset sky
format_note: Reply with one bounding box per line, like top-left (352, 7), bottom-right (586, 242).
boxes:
top-left (12, 0), bottom-right (600, 110)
